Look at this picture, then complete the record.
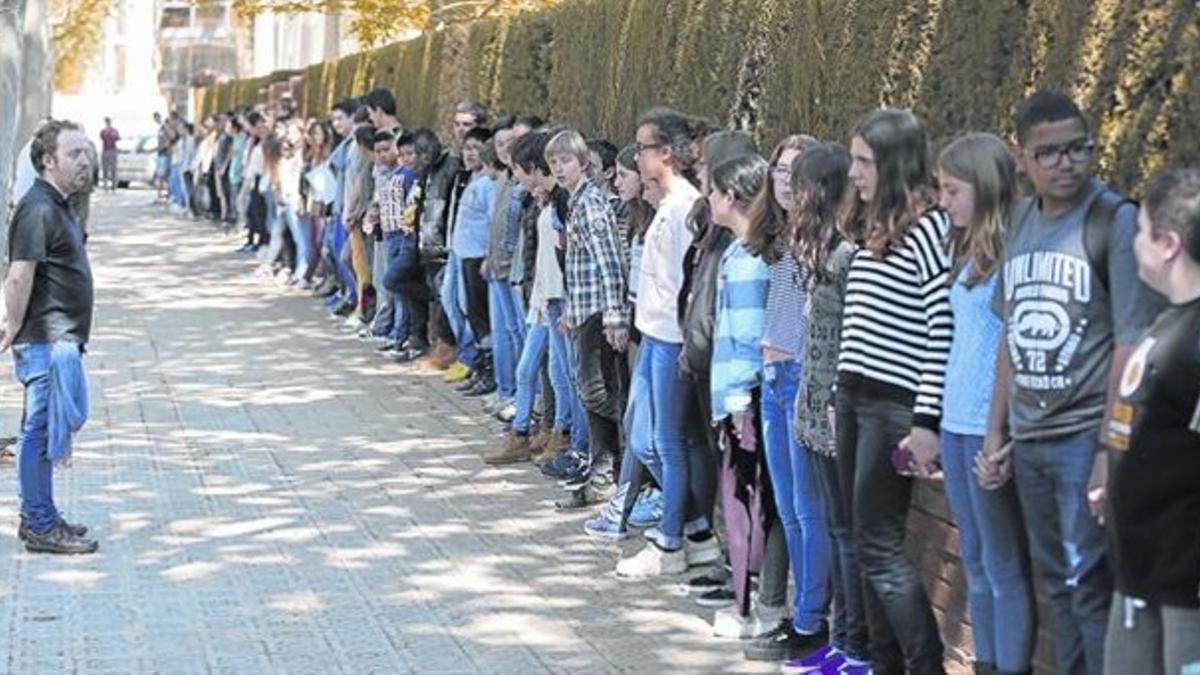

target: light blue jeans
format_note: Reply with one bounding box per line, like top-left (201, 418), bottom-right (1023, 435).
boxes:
top-left (513, 314), bottom-right (572, 435)
top-left (487, 278), bottom-right (525, 398)
top-left (280, 201), bottom-right (311, 280)
top-left (628, 335), bottom-right (708, 550)
top-left (941, 431), bottom-right (1035, 672)
top-left (557, 313), bottom-right (591, 454)
top-left (761, 360), bottom-right (831, 634)
top-left (439, 252), bottom-right (476, 367)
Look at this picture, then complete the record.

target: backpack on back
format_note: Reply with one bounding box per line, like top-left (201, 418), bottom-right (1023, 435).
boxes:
top-left (1009, 189), bottom-right (1134, 295)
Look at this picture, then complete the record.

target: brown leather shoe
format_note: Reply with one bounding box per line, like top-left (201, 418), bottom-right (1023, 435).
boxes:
top-left (527, 428), bottom-right (549, 455)
top-left (536, 432), bottom-right (569, 465)
top-left (430, 340), bottom-right (456, 370)
top-left (485, 433), bottom-right (533, 465)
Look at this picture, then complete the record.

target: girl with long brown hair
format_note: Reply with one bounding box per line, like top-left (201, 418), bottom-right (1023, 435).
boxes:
top-left (834, 108), bottom-right (950, 674)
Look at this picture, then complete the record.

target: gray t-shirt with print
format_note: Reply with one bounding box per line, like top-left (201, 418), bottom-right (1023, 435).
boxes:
top-left (994, 179), bottom-right (1162, 441)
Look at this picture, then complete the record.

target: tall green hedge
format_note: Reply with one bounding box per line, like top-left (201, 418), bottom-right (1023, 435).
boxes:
top-left (198, 0), bottom-right (1200, 192)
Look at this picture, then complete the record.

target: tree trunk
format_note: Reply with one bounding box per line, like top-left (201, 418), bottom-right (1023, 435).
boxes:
top-left (16, 0), bottom-right (51, 148)
top-left (0, 0), bottom-right (26, 258)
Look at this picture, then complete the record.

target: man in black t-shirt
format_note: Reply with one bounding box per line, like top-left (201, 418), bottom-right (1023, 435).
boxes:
top-left (1102, 166), bottom-right (1200, 674)
top-left (1, 120), bottom-right (98, 555)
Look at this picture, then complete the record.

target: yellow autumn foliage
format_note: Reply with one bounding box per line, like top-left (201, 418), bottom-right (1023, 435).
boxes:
top-left (50, 0), bottom-right (117, 94)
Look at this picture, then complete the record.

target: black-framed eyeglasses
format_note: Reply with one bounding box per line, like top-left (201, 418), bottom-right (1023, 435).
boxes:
top-left (635, 142), bottom-right (665, 155)
top-left (1029, 139), bottom-right (1095, 169)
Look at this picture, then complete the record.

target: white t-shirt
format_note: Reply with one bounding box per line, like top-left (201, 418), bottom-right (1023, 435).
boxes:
top-left (635, 180), bottom-right (700, 343)
top-left (11, 139), bottom-right (37, 204)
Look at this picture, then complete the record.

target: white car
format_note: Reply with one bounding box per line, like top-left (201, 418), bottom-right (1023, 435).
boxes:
top-left (116, 135), bottom-right (159, 188)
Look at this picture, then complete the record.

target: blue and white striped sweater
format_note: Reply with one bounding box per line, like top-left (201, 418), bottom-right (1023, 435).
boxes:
top-left (711, 240), bottom-right (769, 421)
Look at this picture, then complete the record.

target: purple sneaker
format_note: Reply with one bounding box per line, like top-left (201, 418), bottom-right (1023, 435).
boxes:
top-left (830, 656), bottom-right (870, 675)
top-left (781, 645), bottom-right (837, 674)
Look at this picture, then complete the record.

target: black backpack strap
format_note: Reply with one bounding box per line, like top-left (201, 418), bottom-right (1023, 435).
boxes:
top-left (1083, 190), bottom-right (1136, 295)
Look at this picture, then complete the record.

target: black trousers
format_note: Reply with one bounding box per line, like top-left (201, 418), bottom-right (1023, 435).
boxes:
top-left (835, 383), bottom-right (945, 675)
top-left (573, 314), bottom-right (628, 466)
top-left (460, 257), bottom-right (489, 342)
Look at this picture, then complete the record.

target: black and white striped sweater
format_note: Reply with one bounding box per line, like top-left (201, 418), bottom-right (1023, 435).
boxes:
top-left (836, 209), bottom-right (954, 431)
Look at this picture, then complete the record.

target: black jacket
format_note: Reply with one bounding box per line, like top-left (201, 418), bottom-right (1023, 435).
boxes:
top-left (678, 202), bottom-right (732, 379)
top-left (416, 149), bottom-right (464, 260)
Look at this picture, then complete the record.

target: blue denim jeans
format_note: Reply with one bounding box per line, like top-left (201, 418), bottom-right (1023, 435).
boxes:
top-left (940, 431), bottom-right (1035, 672)
top-left (1014, 428), bottom-right (1112, 675)
top-left (513, 317), bottom-right (573, 434)
top-left (761, 360), bottom-right (831, 634)
top-left (12, 342), bottom-right (77, 533)
top-left (370, 231), bottom-right (404, 339)
top-left (281, 201), bottom-right (311, 280)
top-left (327, 214), bottom-right (356, 303)
top-left (549, 302), bottom-right (588, 452)
top-left (439, 252), bottom-right (476, 367)
top-left (487, 278), bottom-right (524, 398)
top-left (628, 336), bottom-right (709, 550)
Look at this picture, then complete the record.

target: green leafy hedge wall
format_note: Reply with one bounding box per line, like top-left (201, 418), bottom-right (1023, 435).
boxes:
top-left (198, 0), bottom-right (1200, 193)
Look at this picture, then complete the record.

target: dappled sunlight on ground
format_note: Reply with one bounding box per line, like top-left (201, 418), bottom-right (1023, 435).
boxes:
top-left (0, 190), bottom-right (771, 673)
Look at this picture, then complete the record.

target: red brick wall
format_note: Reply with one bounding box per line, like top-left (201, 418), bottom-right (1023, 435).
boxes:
top-left (907, 481), bottom-right (1056, 674)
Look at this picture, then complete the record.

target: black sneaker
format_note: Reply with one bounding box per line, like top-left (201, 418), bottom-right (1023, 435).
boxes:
top-left (744, 623), bottom-right (828, 662)
top-left (464, 378), bottom-right (496, 397)
top-left (24, 521), bottom-right (99, 555)
top-left (395, 343), bottom-right (428, 363)
top-left (18, 517), bottom-right (88, 542)
top-left (558, 455), bottom-right (592, 489)
top-left (684, 568), bottom-right (732, 593)
top-left (455, 371), bottom-right (481, 392)
top-left (695, 587), bottom-right (735, 608)
top-left (541, 449), bottom-right (585, 480)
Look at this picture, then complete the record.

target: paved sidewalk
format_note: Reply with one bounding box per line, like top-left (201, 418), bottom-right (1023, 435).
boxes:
top-left (0, 191), bottom-right (770, 673)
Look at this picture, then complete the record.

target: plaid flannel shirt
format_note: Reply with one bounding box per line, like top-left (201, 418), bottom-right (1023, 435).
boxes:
top-left (379, 166), bottom-right (416, 234)
top-left (565, 177), bottom-right (628, 329)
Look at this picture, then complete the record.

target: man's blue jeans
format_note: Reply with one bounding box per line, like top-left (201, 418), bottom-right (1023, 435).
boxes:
top-left (371, 231), bottom-right (404, 339)
top-left (1014, 428), bottom-right (1112, 675)
top-left (326, 214), bottom-right (356, 303)
top-left (439, 252), bottom-right (476, 367)
top-left (941, 431), bottom-right (1036, 672)
top-left (487, 278), bottom-right (524, 398)
top-left (13, 342), bottom-right (76, 534)
top-left (628, 335), bottom-right (709, 550)
top-left (761, 360), bottom-right (831, 634)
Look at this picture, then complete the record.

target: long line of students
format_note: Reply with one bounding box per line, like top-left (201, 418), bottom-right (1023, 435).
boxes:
top-left (169, 88), bottom-right (1200, 675)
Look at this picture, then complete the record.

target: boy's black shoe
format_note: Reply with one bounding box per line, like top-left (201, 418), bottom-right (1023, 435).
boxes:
top-left (464, 378), bottom-right (496, 397)
top-left (18, 517), bottom-right (89, 541)
top-left (24, 521), bottom-right (99, 555)
top-left (743, 623), bottom-right (828, 662)
top-left (455, 371), bottom-right (481, 392)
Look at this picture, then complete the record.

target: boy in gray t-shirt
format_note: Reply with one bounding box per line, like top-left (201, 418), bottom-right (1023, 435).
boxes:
top-left (995, 178), bottom-right (1159, 440)
top-left (984, 91), bottom-right (1163, 675)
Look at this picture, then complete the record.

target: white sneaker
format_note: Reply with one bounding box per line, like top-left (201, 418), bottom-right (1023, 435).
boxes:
top-left (615, 543), bottom-right (686, 578)
top-left (496, 402), bottom-right (517, 423)
top-left (482, 394), bottom-right (503, 414)
top-left (712, 598), bottom-right (787, 639)
top-left (685, 536), bottom-right (722, 567)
